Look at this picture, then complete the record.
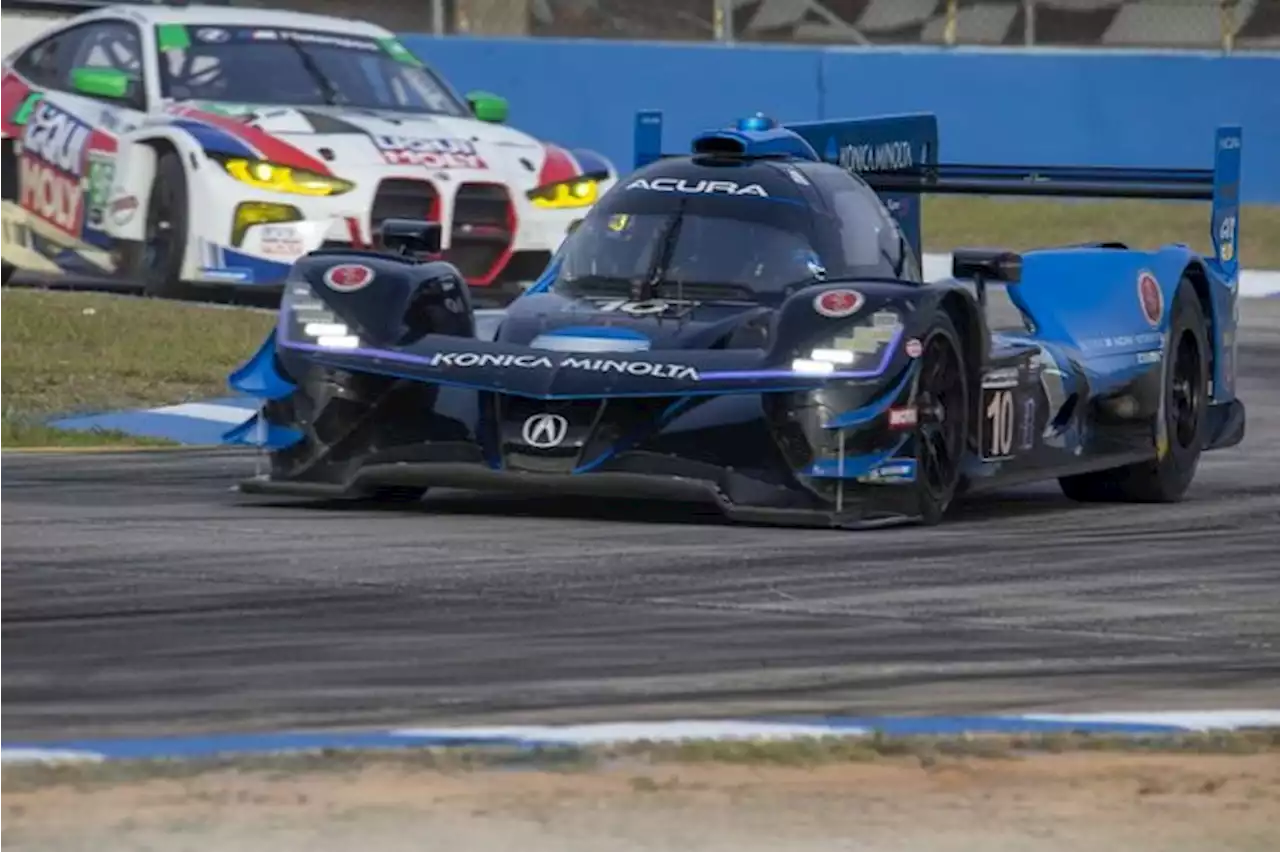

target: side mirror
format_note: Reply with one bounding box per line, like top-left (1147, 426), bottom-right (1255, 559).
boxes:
top-left (466, 91), bottom-right (508, 124)
top-left (70, 67), bottom-right (135, 101)
top-left (952, 248), bottom-right (1022, 284)
top-left (378, 218), bottom-right (442, 256)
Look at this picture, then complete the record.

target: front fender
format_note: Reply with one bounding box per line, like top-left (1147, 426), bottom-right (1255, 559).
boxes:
top-left (106, 125), bottom-right (208, 243)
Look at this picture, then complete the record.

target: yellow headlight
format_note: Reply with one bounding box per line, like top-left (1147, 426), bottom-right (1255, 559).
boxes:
top-left (528, 178), bottom-right (599, 210)
top-left (232, 202), bottom-right (302, 246)
top-left (220, 158), bottom-right (354, 197)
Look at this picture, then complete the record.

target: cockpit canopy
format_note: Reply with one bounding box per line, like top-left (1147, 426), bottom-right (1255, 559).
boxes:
top-left (546, 156), bottom-right (920, 305)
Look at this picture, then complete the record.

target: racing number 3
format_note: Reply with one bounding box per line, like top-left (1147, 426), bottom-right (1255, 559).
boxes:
top-left (982, 388), bottom-right (1017, 460)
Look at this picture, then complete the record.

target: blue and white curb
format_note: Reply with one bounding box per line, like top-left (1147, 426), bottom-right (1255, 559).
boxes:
top-left (5, 712), bottom-right (1279, 765)
top-left (47, 397), bottom-right (259, 446)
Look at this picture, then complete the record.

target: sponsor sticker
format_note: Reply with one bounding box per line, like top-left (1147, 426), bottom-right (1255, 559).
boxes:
top-left (904, 338), bottom-right (923, 359)
top-left (1018, 395), bottom-right (1036, 451)
top-left (813, 288), bottom-right (864, 319)
top-left (109, 194), bottom-right (139, 226)
top-left (323, 263), bottom-right (375, 292)
top-left (195, 27), bottom-right (230, 43)
top-left (425, 351), bottom-right (700, 382)
top-left (887, 407), bottom-right (918, 430)
top-left (859, 459), bottom-right (917, 484)
top-left (625, 177), bottom-right (768, 197)
top-left (260, 224), bottom-right (305, 257)
top-left (374, 135), bottom-right (487, 169)
top-left (1137, 270), bottom-right (1163, 328)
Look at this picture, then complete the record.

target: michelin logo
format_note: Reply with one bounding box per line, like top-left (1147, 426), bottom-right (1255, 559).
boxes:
top-left (626, 178), bottom-right (768, 197)
top-left (426, 351), bottom-right (700, 381)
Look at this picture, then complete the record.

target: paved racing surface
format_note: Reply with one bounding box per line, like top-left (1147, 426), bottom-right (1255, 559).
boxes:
top-left (4, 302), bottom-right (1280, 742)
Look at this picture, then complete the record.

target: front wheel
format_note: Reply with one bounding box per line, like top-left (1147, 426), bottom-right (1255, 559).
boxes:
top-left (913, 312), bottom-right (971, 525)
top-left (123, 148), bottom-right (191, 298)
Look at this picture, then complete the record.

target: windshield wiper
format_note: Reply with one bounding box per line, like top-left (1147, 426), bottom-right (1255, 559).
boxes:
top-left (636, 201), bottom-right (687, 304)
top-left (282, 36), bottom-right (344, 107)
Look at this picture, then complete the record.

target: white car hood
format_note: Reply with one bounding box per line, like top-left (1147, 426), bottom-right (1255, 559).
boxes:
top-left (170, 101), bottom-right (552, 189)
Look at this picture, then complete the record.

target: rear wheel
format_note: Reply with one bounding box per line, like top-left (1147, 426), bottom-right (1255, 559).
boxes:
top-left (1059, 277), bottom-right (1208, 503)
top-left (914, 313), bottom-right (971, 525)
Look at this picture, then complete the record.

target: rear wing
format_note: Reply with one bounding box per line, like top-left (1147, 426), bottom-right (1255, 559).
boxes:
top-left (633, 110), bottom-right (1242, 284)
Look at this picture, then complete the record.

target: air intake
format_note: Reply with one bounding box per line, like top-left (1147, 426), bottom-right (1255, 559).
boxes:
top-left (691, 117), bottom-right (820, 162)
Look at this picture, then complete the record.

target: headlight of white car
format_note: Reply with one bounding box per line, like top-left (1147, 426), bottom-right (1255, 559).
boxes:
top-left (527, 177), bottom-right (599, 210)
top-left (214, 156), bottom-right (355, 197)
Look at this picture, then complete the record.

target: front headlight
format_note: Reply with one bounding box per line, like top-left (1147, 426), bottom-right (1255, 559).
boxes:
top-left (527, 177), bottom-right (599, 209)
top-left (790, 310), bottom-right (903, 375)
top-left (217, 157), bottom-right (354, 197)
top-left (284, 280), bottom-right (361, 349)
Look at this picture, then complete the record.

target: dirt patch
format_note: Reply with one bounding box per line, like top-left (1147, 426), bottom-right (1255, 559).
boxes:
top-left (5, 750), bottom-right (1278, 852)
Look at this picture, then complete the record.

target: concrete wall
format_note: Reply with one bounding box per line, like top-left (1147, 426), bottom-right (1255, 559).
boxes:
top-left (404, 36), bottom-right (1280, 203)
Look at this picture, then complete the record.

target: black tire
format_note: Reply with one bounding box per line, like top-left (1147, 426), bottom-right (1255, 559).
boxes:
top-left (913, 311), bottom-right (972, 525)
top-left (1059, 277), bottom-right (1208, 503)
top-left (131, 148), bottom-right (191, 298)
top-left (1, 263), bottom-right (13, 286)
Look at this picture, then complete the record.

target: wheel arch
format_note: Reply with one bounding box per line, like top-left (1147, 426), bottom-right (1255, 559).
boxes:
top-left (1178, 259), bottom-right (1218, 397)
top-left (937, 287), bottom-right (987, 430)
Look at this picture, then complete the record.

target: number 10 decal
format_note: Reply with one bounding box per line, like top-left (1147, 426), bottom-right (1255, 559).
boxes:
top-left (982, 388), bottom-right (1017, 460)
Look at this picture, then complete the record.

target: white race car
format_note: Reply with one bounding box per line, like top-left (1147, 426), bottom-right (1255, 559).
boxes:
top-left (1, 1), bottom-right (616, 301)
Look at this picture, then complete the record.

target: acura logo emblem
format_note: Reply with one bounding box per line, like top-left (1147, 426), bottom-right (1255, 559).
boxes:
top-left (521, 413), bottom-right (569, 449)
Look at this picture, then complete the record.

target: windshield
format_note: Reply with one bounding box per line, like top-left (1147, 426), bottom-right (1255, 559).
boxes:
top-left (156, 25), bottom-right (469, 117)
top-left (553, 205), bottom-right (825, 304)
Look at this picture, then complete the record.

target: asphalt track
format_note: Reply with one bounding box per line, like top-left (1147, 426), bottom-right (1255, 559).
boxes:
top-left (4, 302), bottom-right (1280, 743)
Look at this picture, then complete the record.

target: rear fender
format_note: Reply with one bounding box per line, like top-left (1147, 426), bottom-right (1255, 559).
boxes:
top-left (1004, 245), bottom-right (1197, 348)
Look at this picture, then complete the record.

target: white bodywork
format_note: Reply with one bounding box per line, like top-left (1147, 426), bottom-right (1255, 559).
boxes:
top-left (1, 3), bottom-right (615, 292)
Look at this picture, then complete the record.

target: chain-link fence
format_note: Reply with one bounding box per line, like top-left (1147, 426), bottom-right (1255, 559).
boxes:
top-left (236, 0), bottom-right (1280, 49)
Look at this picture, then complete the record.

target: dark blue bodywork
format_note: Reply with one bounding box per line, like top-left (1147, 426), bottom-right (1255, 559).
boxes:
top-left (222, 110), bottom-right (1246, 527)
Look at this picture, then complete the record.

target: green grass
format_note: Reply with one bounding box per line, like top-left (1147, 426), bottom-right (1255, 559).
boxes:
top-left (923, 198), bottom-right (1280, 268)
top-left (1, 289), bottom-right (273, 448)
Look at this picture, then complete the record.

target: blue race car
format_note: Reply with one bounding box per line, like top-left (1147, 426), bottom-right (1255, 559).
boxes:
top-left (222, 110), bottom-right (1245, 528)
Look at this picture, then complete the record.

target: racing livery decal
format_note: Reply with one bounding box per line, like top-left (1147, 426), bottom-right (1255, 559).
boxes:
top-left (1137, 270), bottom-right (1163, 328)
top-left (373, 135), bottom-right (488, 169)
top-left (165, 104), bottom-right (332, 175)
top-left (813, 289), bottom-right (865, 318)
top-left (18, 100), bottom-right (117, 238)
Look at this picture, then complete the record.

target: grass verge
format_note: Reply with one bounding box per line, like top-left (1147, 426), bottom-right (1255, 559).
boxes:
top-left (922, 198), bottom-right (1280, 268)
top-left (5, 729), bottom-right (1278, 790)
top-left (1, 289), bottom-right (273, 448)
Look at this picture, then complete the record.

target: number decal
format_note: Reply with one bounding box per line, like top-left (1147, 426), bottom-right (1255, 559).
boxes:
top-left (982, 388), bottom-right (1016, 460)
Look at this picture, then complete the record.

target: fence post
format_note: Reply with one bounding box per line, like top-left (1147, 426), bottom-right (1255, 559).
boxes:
top-left (1220, 0), bottom-right (1236, 52)
top-left (1023, 0), bottom-right (1036, 46)
top-left (713, 0), bottom-right (735, 43)
top-left (944, 0), bottom-right (958, 45)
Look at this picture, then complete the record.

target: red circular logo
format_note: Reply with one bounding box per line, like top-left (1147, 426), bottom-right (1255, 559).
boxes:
top-left (1137, 270), bottom-right (1163, 327)
top-left (813, 288), bottom-right (865, 318)
top-left (323, 263), bottom-right (375, 292)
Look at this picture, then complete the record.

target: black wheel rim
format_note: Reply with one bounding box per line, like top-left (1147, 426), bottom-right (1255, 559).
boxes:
top-left (916, 333), bottom-right (966, 498)
top-left (144, 181), bottom-right (176, 273)
top-left (1170, 329), bottom-right (1203, 449)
